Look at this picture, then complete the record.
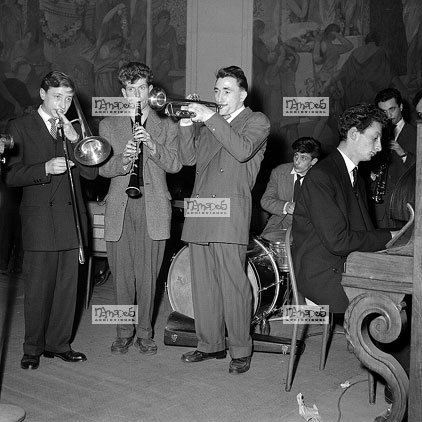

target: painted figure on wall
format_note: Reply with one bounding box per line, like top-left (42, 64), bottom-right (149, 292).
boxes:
top-left (0, 0), bottom-right (23, 62)
top-left (401, 0), bottom-right (422, 89)
top-left (252, 0), bottom-right (421, 164)
top-left (152, 9), bottom-right (180, 93)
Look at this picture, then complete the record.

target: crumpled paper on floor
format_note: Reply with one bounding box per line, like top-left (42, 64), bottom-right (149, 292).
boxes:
top-left (297, 393), bottom-right (323, 422)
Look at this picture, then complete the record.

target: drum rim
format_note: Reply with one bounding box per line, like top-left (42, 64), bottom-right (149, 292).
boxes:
top-left (250, 236), bottom-right (281, 319)
top-left (167, 240), bottom-right (281, 321)
top-left (167, 245), bottom-right (194, 318)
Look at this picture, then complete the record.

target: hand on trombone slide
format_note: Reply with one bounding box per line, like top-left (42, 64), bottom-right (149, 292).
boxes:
top-left (45, 156), bottom-right (75, 175)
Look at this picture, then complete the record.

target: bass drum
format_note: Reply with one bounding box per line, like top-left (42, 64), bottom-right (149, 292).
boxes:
top-left (166, 238), bottom-right (287, 324)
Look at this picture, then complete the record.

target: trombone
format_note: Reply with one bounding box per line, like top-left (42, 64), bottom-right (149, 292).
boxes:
top-left (58, 95), bottom-right (111, 264)
top-left (149, 87), bottom-right (220, 119)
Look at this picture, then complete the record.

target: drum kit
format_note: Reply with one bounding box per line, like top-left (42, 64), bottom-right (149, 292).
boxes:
top-left (165, 228), bottom-right (303, 355)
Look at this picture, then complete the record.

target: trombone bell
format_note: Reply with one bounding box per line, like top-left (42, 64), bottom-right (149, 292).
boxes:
top-left (71, 94), bottom-right (112, 166)
top-left (73, 136), bottom-right (111, 166)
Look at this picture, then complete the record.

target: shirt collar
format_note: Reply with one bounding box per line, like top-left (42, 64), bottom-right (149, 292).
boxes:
top-left (38, 105), bottom-right (57, 126)
top-left (290, 166), bottom-right (305, 179)
top-left (337, 148), bottom-right (357, 183)
top-left (395, 118), bottom-right (405, 138)
top-left (226, 106), bottom-right (245, 123)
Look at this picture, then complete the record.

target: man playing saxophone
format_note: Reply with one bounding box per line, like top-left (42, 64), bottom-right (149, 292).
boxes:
top-left (99, 62), bottom-right (182, 356)
top-left (370, 88), bottom-right (416, 229)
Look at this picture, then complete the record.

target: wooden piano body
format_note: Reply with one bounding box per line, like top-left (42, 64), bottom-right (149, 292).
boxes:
top-left (341, 120), bottom-right (422, 422)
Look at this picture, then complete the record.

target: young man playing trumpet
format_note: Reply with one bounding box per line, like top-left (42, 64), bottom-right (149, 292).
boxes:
top-left (99, 62), bottom-right (182, 355)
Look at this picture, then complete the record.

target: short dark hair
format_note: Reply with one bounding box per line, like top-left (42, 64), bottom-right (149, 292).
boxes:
top-left (40, 71), bottom-right (75, 92)
top-left (292, 137), bottom-right (321, 159)
top-left (338, 103), bottom-right (388, 140)
top-left (118, 62), bottom-right (154, 86)
top-left (375, 87), bottom-right (403, 107)
top-left (215, 65), bottom-right (248, 92)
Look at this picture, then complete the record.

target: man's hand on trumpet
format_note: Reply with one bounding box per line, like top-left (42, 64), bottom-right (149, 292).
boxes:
top-left (57, 110), bottom-right (79, 142)
top-left (187, 103), bottom-right (216, 123)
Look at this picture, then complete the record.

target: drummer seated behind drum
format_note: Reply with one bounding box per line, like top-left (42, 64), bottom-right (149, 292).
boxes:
top-left (260, 137), bottom-right (322, 238)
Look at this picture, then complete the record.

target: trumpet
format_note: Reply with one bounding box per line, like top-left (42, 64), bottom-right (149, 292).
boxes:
top-left (0, 134), bottom-right (14, 169)
top-left (148, 87), bottom-right (220, 119)
top-left (125, 103), bottom-right (143, 198)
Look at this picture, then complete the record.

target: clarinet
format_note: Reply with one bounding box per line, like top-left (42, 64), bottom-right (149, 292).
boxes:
top-left (125, 103), bottom-right (142, 198)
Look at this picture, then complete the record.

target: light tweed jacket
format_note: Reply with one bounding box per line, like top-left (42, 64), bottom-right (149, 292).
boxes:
top-left (99, 109), bottom-right (182, 241)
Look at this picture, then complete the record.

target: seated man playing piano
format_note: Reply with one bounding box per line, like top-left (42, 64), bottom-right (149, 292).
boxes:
top-left (292, 103), bottom-right (396, 314)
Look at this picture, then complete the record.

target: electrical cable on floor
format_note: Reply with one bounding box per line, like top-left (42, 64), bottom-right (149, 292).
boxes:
top-left (336, 379), bottom-right (367, 422)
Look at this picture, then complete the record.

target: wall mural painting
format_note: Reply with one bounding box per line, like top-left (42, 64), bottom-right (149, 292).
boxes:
top-left (252, 0), bottom-right (422, 168)
top-left (0, 0), bottom-right (187, 130)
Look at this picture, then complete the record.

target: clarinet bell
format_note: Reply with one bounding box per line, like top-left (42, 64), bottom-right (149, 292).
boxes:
top-left (125, 173), bottom-right (142, 198)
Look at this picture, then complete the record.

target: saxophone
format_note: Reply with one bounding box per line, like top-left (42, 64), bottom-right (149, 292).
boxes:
top-left (372, 123), bottom-right (393, 204)
top-left (372, 159), bottom-right (389, 203)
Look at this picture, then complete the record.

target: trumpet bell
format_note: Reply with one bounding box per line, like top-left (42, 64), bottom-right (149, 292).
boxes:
top-left (73, 136), bottom-right (111, 166)
top-left (149, 87), bottom-right (167, 110)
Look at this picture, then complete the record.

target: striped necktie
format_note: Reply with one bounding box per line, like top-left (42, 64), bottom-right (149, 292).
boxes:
top-left (352, 167), bottom-right (358, 190)
top-left (48, 118), bottom-right (57, 139)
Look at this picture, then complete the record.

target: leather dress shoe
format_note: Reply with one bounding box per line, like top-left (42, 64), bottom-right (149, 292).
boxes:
top-left (21, 354), bottom-right (40, 370)
top-left (44, 350), bottom-right (87, 362)
top-left (229, 356), bottom-right (251, 374)
top-left (181, 349), bottom-right (226, 363)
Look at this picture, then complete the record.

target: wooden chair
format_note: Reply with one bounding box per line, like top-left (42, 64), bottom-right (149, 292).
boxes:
top-left (283, 226), bottom-right (375, 402)
top-left (284, 225), bottom-right (333, 392)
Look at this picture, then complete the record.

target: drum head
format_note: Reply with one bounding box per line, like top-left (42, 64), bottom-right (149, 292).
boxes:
top-left (167, 246), bottom-right (194, 318)
top-left (167, 245), bottom-right (260, 319)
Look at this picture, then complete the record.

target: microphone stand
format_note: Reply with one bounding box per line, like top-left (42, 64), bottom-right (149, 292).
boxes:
top-left (57, 119), bottom-right (85, 264)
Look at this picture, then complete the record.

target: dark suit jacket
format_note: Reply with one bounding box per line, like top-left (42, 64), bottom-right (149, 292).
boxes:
top-left (5, 110), bottom-right (97, 251)
top-left (292, 150), bottom-right (392, 313)
top-left (260, 162), bottom-right (295, 234)
top-left (99, 110), bottom-right (182, 241)
top-left (179, 108), bottom-right (270, 245)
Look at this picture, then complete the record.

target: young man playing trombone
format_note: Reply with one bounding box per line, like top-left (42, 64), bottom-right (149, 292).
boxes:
top-left (6, 71), bottom-right (98, 370)
top-left (99, 62), bottom-right (182, 355)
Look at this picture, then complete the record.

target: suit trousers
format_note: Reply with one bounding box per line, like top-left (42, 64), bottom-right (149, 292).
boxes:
top-left (23, 249), bottom-right (79, 355)
top-left (107, 195), bottom-right (165, 340)
top-left (189, 242), bottom-right (252, 359)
